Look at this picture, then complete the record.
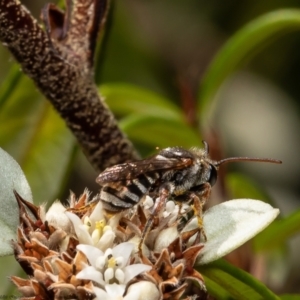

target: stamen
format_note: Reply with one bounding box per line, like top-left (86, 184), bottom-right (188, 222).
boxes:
top-left (115, 269), bottom-right (125, 284)
top-left (108, 257), bottom-right (116, 268)
top-left (115, 257), bottom-right (124, 268)
top-left (96, 256), bottom-right (106, 270)
top-left (83, 216), bottom-right (92, 231)
top-left (104, 268), bottom-right (114, 283)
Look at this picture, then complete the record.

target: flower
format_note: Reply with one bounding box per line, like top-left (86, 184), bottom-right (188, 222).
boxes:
top-left (76, 242), bottom-right (152, 297)
top-left (65, 201), bottom-right (117, 251)
top-left (92, 281), bottom-right (160, 300)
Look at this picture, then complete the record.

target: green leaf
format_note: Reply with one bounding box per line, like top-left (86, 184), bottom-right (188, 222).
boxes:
top-left (0, 255), bottom-right (24, 295)
top-left (280, 295), bottom-right (300, 300)
top-left (119, 114), bottom-right (201, 149)
top-left (254, 209), bottom-right (300, 252)
top-left (202, 276), bottom-right (234, 300)
top-left (225, 173), bottom-right (288, 253)
top-left (200, 259), bottom-right (280, 300)
top-left (0, 64), bottom-right (22, 108)
top-left (226, 173), bottom-right (270, 203)
top-left (198, 200), bottom-right (279, 265)
top-left (0, 147), bottom-right (32, 256)
top-left (199, 9), bottom-right (300, 123)
top-left (0, 74), bottom-right (77, 204)
top-left (0, 67), bottom-right (76, 295)
top-left (102, 84), bottom-right (193, 151)
top-left (21, 104), bottom-right (77, 204)
top-left (100, 83), bottom-right (183, 122)
top-left (0, 63), bottom-right (77, 295)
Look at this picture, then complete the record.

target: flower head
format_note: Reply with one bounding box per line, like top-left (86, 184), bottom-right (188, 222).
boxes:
top-left (1, 147), bottom-right (280, 300)
top-left (76, 242), bottom-right (152, 297)
top-left (65, 201), bottom-right (117, 251)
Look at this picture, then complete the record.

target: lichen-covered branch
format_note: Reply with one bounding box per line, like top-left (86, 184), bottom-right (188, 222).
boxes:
top-left (0, 0), bottom-right (139, 171)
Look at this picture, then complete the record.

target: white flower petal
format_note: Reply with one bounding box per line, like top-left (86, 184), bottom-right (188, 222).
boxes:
top-left (105, 283), bottom-right (126, 297)
top-left (154, 226), bottom-right (178, 252)
top-left (89, 201), bottom-right (104, 224)
top-left (166, 201), bottom-right (175, 213)
top-left (143, 195), bottom-right (154, 209)
top-left (112, 242), bottom-right (134, 264)
top-left (46, 201), bottom-right (71, 232)
top-left (77, 244), bottom-right (104, 267)
top-left (92, 228), bottom-right (101, 245)
top-left (124, 264), bottom-right (152, 284)
top-left (76, 266), bottom-right (104, 285)
top-left (182, 217), bottom-right (197, 232)
top-left (126, 281), bottom-right (160, 300)
top-left (96, 229), bottom-right (116, 251)
top-left (96, 256), bottom-right (106, 270)
top-left (65, 211), bottom-right (82, 226)
top-left (76, 225), bottom-right (94, 244)
top-left (198, 199), bottom-right (280, 265)
top-left (92, 286), bottom-right (110, 300)
top-left (124, 288), bottom-right (141, 300)
top-left (168, 208), bottom-right (179, 225)
top-left (65, 212), bottom-right (93, 245)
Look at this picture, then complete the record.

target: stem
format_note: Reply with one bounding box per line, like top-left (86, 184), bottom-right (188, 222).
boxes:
top-left (0, 0), bottom-right (139, 171)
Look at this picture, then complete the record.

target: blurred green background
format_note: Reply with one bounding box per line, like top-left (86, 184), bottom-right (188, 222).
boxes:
top-left (1, 0), bottom-right (300, 297)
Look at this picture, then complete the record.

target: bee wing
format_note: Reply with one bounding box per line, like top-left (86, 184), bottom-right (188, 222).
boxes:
top-left (96, 156), bottom-right (192, 184)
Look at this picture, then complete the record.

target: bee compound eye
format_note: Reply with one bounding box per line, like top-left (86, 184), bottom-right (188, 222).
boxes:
top-left (174, 171), bottom-right (184, 183)
top-left (208, 165), bottom-right (218, 186)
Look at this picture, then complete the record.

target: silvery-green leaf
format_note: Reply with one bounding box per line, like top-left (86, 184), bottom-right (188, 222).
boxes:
top-left (0, 147), bottom-right (32, 256)
top-left (197, 199), bottom-right (279, 265)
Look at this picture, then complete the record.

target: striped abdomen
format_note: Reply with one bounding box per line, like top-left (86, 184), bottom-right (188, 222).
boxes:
top-left (100, 172), bottom-right (160, 212)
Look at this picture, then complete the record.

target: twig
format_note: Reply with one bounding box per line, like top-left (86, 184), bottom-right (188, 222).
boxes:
top-left (0, 0), bottom-right (139, 171)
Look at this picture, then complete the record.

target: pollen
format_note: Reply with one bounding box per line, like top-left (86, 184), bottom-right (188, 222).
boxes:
top-left (107, 256), bottom-right (117, 268)
top-left (91, 219), bottom-right (107, 244)
top-left (191, 204), bottom-right (203, 227)
top-left (197, 216), bottom-right (203, 227)
top-left (95, 219), bottom-right (106, 231)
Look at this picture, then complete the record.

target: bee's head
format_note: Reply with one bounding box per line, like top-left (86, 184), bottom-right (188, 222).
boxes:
top-left (200, 141), bottom-right (218, 187)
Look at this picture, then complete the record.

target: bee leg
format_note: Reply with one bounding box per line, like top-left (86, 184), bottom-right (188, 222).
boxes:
top-left (177, 201), bottom-right (183, 219)
top-left (138, 186), bottom-right (171, 256)
top-left (190, 182), bottom-right (212, 242)
top-left (191, 196), bottom-right (207, 242)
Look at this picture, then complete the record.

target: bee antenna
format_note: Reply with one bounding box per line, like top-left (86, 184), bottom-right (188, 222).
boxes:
top-left (202, 140), bottom-right (209, 155)
top-left (215, 156), bottom-right (282, 167)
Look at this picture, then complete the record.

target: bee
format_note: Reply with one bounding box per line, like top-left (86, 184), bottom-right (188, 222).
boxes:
top-left (96, 141), bottom-right (281, 251)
